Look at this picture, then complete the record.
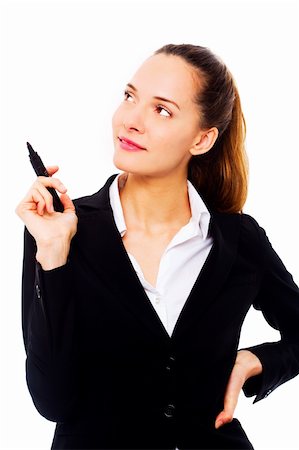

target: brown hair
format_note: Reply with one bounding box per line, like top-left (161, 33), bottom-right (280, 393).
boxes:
top-left (154, 44), bottom-right (248, 214)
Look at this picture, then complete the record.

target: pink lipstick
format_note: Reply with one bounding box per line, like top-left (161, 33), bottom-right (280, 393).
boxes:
top-left (118, 136), bottom-right (146, 152)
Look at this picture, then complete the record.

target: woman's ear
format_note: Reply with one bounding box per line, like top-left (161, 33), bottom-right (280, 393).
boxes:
top-left (190, 127), bottom-right (219, 156)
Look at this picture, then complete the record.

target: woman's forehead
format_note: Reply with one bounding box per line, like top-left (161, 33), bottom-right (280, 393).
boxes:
top-left (128, 54), bottom-right (198, 109)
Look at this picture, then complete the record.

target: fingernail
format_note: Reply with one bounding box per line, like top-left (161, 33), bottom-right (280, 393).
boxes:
top-left (215, 420), bottom-right (223, 429)
top-left (50, 205), bottom-right (54, 212)
top-left (60, 184), bottom-right (66, 191)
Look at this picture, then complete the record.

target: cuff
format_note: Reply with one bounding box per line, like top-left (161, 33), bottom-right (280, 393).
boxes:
top-left (239, 344), bottom-right (276, 404)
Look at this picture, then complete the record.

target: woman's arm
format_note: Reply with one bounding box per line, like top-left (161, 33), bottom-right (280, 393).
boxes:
top-left (215, 216), bottom-right (299, 428)
top-left (16, 166), bottom-right (79, 421)
top-left (22, 226), bottom-right (79, 422)
top-left (239, 215), bottom-right (299, 403)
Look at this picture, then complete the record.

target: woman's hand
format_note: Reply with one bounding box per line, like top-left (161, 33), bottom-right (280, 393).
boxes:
top-left (15, 165), bottom-right (78, 270)
top-left (215, 350), bottom-right (263, 429)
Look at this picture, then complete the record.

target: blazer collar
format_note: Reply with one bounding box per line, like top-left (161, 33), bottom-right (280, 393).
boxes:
top-left (73, 174), bottom-right (241, 344)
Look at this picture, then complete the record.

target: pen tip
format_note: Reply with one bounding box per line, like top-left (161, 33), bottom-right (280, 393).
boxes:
top-left (27, 141), bottom-right (35, 156)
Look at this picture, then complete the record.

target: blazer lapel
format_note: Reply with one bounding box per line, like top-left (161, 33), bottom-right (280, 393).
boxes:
top-left (171, 211), bottom-right (241, 342)
top-left (74, 174), bottom-right (241, 344)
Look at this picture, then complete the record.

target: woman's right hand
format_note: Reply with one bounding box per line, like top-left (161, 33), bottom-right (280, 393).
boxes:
top-left (15, 165), bottom-right (78, 270)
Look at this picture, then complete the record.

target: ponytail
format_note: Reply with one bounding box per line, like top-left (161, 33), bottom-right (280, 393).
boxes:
top-left (188, 85), bottom-right (248, 213)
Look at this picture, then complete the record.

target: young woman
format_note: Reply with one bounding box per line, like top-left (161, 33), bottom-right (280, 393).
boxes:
top-left (16, 44), bottom-right (299, 450)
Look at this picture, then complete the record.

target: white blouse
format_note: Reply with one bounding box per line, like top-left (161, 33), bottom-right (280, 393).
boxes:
top-left (109, 172), bottom-right (214, 338)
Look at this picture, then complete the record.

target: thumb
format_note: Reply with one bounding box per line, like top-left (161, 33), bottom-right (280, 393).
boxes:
top-left (46, 165), bottom-right (59, 176)
top-left (215, 370), bottom-right (243, 429)
top-left (215, 397), bottom-right (235, 429)
top-left (59, 193), bottom-right (76, 213)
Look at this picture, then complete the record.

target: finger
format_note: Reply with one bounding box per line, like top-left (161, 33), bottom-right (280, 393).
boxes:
top-left (29, 188), bottom-right (46, 216)
top-left (20, 178), bottom-right (66, 216)
top-left (16, 187), bottom-right (49, 218)
top-left (46, 165), bottom-right (59, 176)
top-left (33, 176), bottom-right (67, 194)
top-left (59, 193), bottom-right (75, 213)
top-left (215, 371), bottom-right (244, 428)
top-left (32, 182), bottom-right (59, 214)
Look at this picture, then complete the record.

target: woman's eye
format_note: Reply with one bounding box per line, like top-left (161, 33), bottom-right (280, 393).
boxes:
top-left (124, 90), bottom-right (133, 102)
top-left (155, 105), bottom-right (171, 117)
top-left (123, 90), bottom-right (171, 117)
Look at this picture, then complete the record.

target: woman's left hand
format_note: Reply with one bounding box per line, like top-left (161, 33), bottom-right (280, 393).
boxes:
top-left (215, 350), bottom-right (263, 429)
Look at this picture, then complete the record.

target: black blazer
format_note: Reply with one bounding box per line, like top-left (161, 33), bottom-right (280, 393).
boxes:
top-left (22, 173), bottom-right (299, 450)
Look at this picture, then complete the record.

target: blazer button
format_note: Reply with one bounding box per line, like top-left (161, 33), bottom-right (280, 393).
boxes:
top-left (264, 389), bottom-right (272, 398)
top-left (164, 403), bottom-right (175, 418)
top-left (35, 284), bottom-right (41, 299)
top-left (166, 355), bottom-right (175, 371)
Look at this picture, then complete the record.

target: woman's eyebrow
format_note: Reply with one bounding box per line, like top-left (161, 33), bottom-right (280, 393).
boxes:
top-left (126, 83), bottom-right (180, 110)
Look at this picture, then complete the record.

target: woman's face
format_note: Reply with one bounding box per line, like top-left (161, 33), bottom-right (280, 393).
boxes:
top-left (112, 53), bottom-right (204, 178)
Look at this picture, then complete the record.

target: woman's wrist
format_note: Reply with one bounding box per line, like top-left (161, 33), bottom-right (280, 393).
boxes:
top-left (236, 349), bottom-right (263, 379)
top-left (36, 238), bottom-right (71, 270)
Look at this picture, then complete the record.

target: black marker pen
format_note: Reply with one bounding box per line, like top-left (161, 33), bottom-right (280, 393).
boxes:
top-left (27, 141), bottom-right (64, 212)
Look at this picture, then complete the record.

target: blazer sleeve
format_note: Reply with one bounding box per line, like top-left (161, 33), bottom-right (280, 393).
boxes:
top-left (239, 214), bottom-right (299, 404)
top-left (22, 226), bottom-right (79, 422)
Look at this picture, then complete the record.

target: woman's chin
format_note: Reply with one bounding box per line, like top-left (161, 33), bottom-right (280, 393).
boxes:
top-left (112, 153), bottom-right (139, 173)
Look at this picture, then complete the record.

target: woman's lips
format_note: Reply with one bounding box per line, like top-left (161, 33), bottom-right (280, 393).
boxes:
top-left (118, 137), bottom-right (146, 152)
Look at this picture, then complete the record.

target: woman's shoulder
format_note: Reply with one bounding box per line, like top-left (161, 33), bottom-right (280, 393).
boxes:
top-left (239, 212), bottom-right (268, 248)
top-left (71, 173), bottom-right (118, 218)
top-left (212, 210), bottom-right (266, 247)
top-left (240, 212), bottom-right (263, 231)
top-left (212, 210), bottom-right (263, 231)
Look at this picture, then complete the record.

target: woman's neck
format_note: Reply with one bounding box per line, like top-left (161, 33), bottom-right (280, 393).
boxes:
top-left (118, 172), bottom-right (192, 234)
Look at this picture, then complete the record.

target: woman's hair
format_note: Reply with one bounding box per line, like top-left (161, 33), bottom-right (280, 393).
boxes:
top-left (154, 44), bottom-right (248, 214)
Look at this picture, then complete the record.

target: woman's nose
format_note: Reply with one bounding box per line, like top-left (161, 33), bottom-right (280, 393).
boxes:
top-left (123, 105), bottom-right (145, 133)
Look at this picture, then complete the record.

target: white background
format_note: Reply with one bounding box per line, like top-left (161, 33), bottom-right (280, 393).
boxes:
top-left (1, 0), bottom-right (298, 449)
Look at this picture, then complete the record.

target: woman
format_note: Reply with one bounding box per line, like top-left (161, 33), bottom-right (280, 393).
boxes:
top-left (16, 44), bottom-right (299, 450)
